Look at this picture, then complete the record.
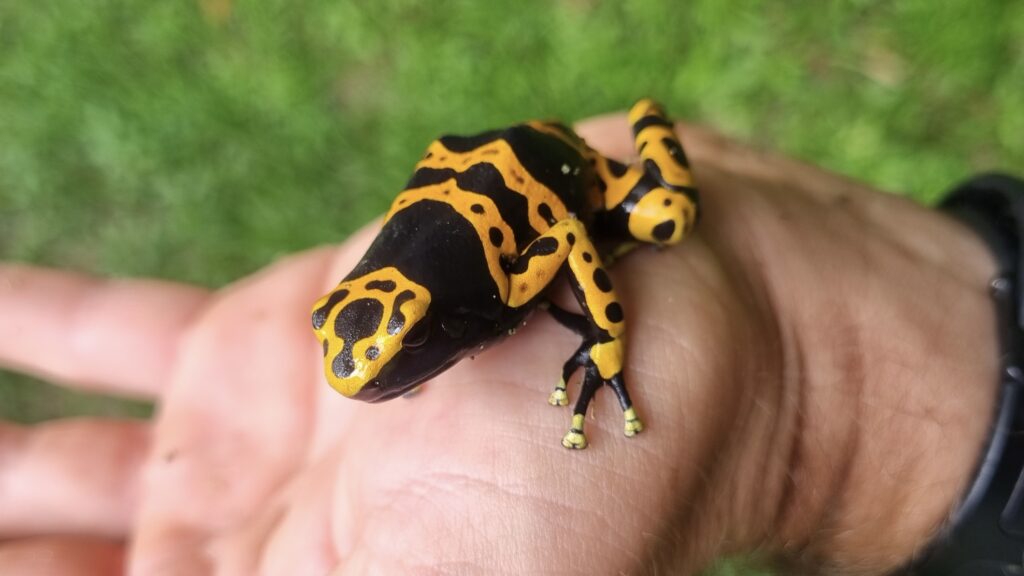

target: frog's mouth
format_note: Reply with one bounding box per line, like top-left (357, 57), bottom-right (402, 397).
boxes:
top-left (352, 357), bottom-right (459, 403)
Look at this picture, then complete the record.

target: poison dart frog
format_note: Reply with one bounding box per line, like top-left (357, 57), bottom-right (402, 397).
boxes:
top-left (311, 99), bottom-right (699, 449)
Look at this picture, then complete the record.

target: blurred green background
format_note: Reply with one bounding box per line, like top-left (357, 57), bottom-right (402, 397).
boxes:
top-left (0, 0), bottom-right (1021, 572)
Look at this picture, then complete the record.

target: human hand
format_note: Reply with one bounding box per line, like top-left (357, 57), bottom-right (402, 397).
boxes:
top-left (0, 113), bottom-right (1000, 575)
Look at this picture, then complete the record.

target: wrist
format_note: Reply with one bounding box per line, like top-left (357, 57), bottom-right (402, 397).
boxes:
top-left (573, 119), bottom-right (1002, 573)
top-left (818, 204), bottom-right (997, 571)
top-left (766, 174), bottom-right (1000, 570)
top-left (681, 126), bottom-right (1000, 572)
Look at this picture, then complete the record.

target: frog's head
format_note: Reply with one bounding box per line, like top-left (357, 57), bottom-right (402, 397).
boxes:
top-left (311, 266), bottom-right (490, 402)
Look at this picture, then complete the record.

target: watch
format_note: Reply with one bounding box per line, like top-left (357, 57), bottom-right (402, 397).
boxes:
top-left (912, 173), bottom-right (1024, 575)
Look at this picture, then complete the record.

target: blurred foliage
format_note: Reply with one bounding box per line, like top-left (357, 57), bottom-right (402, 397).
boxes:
top-left (701, 556), bottom-right (777, 576)
top-left (2, 0), bottom-right (1021, 286)
top-left (0, 2), bottom-right (1021, 570)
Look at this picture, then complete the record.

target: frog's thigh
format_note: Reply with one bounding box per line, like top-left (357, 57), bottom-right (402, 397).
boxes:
top-left (628, 98), bottom-right (694, 189)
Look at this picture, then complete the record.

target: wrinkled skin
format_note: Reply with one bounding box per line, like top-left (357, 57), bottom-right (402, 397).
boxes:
top-left (0, 114), bottom-right (999, 575)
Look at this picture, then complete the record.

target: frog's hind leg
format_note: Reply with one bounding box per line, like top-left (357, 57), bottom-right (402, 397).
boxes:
top-left (508, 219), bottom-right (642, 449)
top-left (625, 98), bottom-right (700, 245)
top-left (586, 99), bottom-right (699, 248)
top-left (628, 98), bottom-right (695, 192)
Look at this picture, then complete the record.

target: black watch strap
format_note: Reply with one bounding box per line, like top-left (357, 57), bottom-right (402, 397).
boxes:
top-left (912, 173), bottom-right (1024, 575)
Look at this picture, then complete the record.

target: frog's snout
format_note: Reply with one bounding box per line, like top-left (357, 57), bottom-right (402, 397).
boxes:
top-left (351, 378), bottom-right (383, 402)
top-left (311, 266), bottom-right (432, 399)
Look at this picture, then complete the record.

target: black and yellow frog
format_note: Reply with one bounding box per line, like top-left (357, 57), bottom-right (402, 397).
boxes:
top-left (311, 99), bottom-right (698, 449)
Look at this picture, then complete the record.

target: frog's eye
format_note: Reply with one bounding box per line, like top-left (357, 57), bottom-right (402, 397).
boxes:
top-left (402, 320), bottom-right (431, 349)
top-left (441, 315), bottom-right (467, 339)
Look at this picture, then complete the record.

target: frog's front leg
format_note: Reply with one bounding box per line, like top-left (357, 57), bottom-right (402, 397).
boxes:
top-left (508, 219), bottom-right (642, 449)
top-left (541, 302), bottom-right (587, 407)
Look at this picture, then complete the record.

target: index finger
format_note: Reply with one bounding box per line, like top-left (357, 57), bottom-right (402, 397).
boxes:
top-left (0, 264), bottom-right (210, 399)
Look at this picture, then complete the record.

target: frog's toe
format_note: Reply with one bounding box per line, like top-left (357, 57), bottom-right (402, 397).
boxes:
top-left (548, 378), bottom-right (569, 406)
top-left (562, 428), bottom-right (588, 449)
top-left (548, 390), bottom-right (569, 406)
top-left (624, 407), bottom-right (644, 437)
top-left (561, 413), bottom-right (588, 449)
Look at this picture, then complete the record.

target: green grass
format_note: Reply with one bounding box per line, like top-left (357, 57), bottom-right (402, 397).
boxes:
top-left (1, 1), bottom-right (1022, 572)
top-left (3, 0), bottom-right (1022, 287)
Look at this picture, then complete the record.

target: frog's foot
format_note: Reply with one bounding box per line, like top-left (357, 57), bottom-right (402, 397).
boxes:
top-left (548, 378), bottom-right (569, 406)
top-left (402, 385), bottom-right (423, 399)
top-left (561, 414), bottom-right (588, 449)
top-left (624, 407), bottom-right (644, 437)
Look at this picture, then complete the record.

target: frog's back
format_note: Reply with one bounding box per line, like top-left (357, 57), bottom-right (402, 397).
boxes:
top-left (399, 123), bottom-right (591, 252)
